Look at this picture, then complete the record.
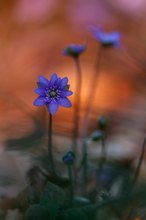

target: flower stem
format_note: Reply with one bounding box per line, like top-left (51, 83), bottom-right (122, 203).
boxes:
top-left (82, 44), bottom-right (103, 139)
top-left (122, 136), bottom-right (146, 220)
top-left (72, 57), bottom-right (82, 153)
top-left (72, 57), bottom-right (82, 190)
top-left (48, 113), bottom-right (56, 176)
top-left (81, 139), bottom-right (88, 195)
top-left (81, 45), bottom-right (103, 195)
top-left (96, 134), bottom-right (107, 186)
top-left (101, 132), bottom-right (107, 162)
top-left (132, 136), bottom-right (146, 187)
top-left (68, 165), bottom-right (74, 205)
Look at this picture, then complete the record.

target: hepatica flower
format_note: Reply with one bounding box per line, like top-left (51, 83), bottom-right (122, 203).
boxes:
top-left (90, 26), bottom-right (121, 48)
top-left (34, 73), bottom-right (73, 115)
top-left (63, 44), bottom-right (86, 58)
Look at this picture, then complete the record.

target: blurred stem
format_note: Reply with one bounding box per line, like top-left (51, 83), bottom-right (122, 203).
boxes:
top-left (121, 45), bottom-right (146, 72)
top-left (48, 113), bottom-right (56, 176)
top-left (72, 57), bottom-right (82, 153)
top-left (96, 134), bottom-right (107, 188)
top-left (82, 44), bottom-right (103, 139)
top-left (81, 139), bottom-right (88, 195)
top-left (68, 165), bottom-right (74, 205)
top-left (124, 136), bottom-right (146, 220)
top-left (101, 132), bottom-right (106, 162)
top-left (132, 136), bottom-right (146, 187)
top-left (81, 45), bottom-right (103, 195)
top-left (71, 56), bottom-right (82, 190)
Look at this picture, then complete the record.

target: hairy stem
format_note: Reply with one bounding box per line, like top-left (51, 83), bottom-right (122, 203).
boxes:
top-left (72, 57), bottom-right (82, 153)
top-left (68, 165), bottom-right (74, 205)
top-left (133, 136), bottom-right (146, 187)
top-left (48, 113), bottom-right (56, 175)
top-left (81, 44), bottom-right (103, 139)
top-left (81, 45), bottom-right (103, 195)
top-left (81, 140), bottom-right (88, 195)
top-left (124, 136), bottom-right (146, 220)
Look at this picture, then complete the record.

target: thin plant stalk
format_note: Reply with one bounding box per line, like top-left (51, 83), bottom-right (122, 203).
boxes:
top-left (121, 45), bottom-right (146, 72)
top-left (81, 45), bottom-right (103, 195)
top-left (124, 136), bottom-right (146, 220)
top-left (97, 134), bottom-right (107, 186)
top-left (72, 57), bottom-right (82, 153)
top-left (132, 136), bottom-right (146, 187)
top-left (81, 139), bottom-right (88, 195)
top-left (68, 165), bottom-right (74, 205)
top-left (82, 44), bottom-right (103, 139)
top-left (71, 57), bottom-right (82, 189)
top-left (48, 113), bottom-right (56, 175)
top-left (101, 132), bottom-right (107, 163)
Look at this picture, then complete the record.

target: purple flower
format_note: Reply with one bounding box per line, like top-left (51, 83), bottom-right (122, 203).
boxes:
top-left (63, 44), bottom-right (86, 58)
top-left (63, 151), bottom-right (75, 165)
top-left (33, 73), bottom-right (73, 115)
top-left (90, 26), bottom-right (121, 48)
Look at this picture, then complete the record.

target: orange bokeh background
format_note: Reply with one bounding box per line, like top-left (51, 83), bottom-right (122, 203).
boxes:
top-left (0, 0), bottom-right (146, 140)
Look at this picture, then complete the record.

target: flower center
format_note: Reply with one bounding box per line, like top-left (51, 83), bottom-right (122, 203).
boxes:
top-left (50, 90), bottom-right (56, 97)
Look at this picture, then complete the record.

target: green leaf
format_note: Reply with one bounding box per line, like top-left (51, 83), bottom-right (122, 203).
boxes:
top-left (45, 202), bottom-right (59, 220)
top-left (59, 208), bottom-right (88, 220)
top-left (24, 204), bottom-right (50, 220)
top-left (73, 196), bottom-right (91, 206)
top-left (39, 182), bottom-right (66, 220)
top-left (40, 182), bottom-right (65, 207)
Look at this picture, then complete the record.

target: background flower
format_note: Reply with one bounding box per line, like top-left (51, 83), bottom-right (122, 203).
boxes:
top-left (34, 73), bottom-right (73, 115)
top-left (63, 44), bottom-right (86, 57)
top-left (89, 26), bottom-right (121, 48)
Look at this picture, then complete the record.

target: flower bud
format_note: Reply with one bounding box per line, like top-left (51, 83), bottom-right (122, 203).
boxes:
top-left (63, 151), bottom-right (75, 165)
top-left (91, 130), bottom-right (103, 141)
top-left (63, 44), bottom-right (86, 58)
top-left (97, 116), bottom-right (109, 130)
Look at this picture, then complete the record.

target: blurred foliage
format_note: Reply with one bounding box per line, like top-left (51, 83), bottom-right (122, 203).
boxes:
top-left (1, 108), bottom-right (146, 220)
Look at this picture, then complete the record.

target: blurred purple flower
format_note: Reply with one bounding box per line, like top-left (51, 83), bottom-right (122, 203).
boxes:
top-left (34, 73), bottom-right (73, 115)
top-left (63, 44), bottom-right (86, 58)
top-left (90, 26), bottom-right (121, 48)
